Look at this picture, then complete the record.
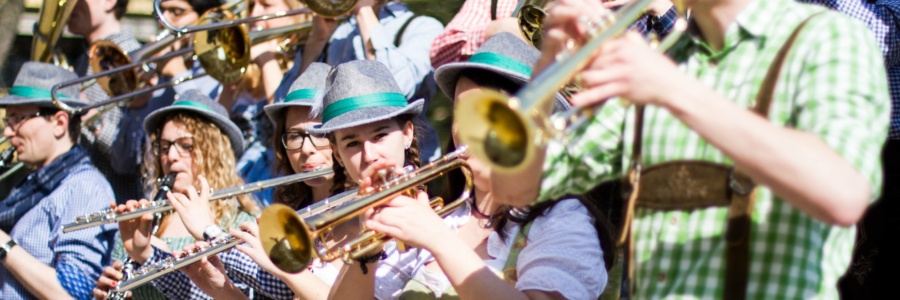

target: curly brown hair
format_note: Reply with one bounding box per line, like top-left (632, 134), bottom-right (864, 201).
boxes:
top-left (143, 112), bottom-right (260, 235)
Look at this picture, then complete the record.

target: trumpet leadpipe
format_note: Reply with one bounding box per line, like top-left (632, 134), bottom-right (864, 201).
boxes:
top-left (62, 168), bottom-right (334, 233)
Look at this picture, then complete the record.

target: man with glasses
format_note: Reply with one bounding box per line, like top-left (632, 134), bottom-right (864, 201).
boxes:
top-left (0, 63), bottom-right (117, 299)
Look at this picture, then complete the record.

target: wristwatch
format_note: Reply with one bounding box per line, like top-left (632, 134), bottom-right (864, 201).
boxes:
top-left (0, 239), bottom-right (17, 262)
top-left (202, 225), bottom-right (225, 242)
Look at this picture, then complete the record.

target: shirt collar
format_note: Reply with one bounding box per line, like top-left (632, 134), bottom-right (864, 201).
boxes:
top-left (679, 0), bottom-right (777, 58)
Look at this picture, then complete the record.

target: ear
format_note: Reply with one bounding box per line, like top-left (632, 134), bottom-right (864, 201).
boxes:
top-left (401, 120), bottom-right (414, 148)
top-left (52, 111), bottom-right (70, 140)
top-left (104, 0), bottom-right (118, 14)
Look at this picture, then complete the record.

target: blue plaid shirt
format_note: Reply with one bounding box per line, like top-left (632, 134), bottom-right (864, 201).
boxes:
top-left (0, 163), bottom-right (117, 299)
top-left (799, 0), bottom-right (900, 139)
top-left (630, 5), bottom-right (679, 38)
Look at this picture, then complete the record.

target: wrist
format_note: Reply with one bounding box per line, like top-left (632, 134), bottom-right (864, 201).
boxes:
top-left (0, 239), bottom-right (17, 262)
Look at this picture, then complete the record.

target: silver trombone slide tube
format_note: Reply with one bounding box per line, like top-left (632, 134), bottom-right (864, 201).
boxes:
top-left (61, 168), bottom-right (334, 233)
top-left (49, 47), bottom-right (194, 115)
top-left (155, 0), bottom-right (312, 37)
top-left (107, 187), bottom-right (359, 297)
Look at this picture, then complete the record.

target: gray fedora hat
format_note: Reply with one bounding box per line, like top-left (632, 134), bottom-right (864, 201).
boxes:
top-left (307, 60), bottom-right (423, 135)
top-left (0, 62), bottom-right (89, 110)
top-left (434, 32), bottom-right (570, 111)
top-left (143, 89), bottom-right (245, 158)
top-left (263, 62), bottom-right (332, 124)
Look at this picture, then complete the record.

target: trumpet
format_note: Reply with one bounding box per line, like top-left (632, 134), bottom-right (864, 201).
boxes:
top-left (454, 0), bottom-right (687, 173)
top-left (260, 146), bottom-right (474, 273)
top-left (513, 0), bottom-right (550, 49)
top-left (105, 188), bottom-right (360, 299)
top-left (62, 168), bottom-right (334, 233)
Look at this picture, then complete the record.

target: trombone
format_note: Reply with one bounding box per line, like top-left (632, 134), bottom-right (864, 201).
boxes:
top-left (154, 0), bottom-right (356, 36)
top-left (31, 0), bottom-right (77, 67)
top-left (61, 168), bottom-right (334, 233)
top-left (453, 0), bottom-right (687, 173)
top-left (260, 146), bottom-right (474, 273)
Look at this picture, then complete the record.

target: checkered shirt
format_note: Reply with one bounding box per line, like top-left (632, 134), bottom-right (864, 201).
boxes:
top-left (796, 0), bottom-right (900, 139)
top-left (72, 29), bottom-right (146, 204)
top-left (537, 0), bottom-right (890, 298)
top-left (429, 0), bottom-right (518, 69)
top-left (219, 248), bottom-right (294, 300)
top-left (0, 162), bottom-right (117, 299)
top-left (630, 5), bottom-right (679, 38)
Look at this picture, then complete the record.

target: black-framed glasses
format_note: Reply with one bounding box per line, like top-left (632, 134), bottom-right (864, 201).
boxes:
top-left (2, 112), bottom-right (45, 130)
top-left (281, 131), bottom-right (329, 150)
top-left (152, 137), bottom-right (195, 157)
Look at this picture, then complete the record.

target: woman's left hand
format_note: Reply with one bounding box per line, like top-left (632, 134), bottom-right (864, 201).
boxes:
top-left (363, 189), bottom-right (452, 250)
top-left (176, 242), bottom-right (248, 300)
top-left (168, 175), bottom-right (214, 241)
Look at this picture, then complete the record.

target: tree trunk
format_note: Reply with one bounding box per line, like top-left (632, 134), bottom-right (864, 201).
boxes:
top-left (0, 0), bottom-right (24, 77)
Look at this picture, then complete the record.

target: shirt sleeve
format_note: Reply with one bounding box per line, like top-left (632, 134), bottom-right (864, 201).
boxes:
top-left (791, 13), bottom-right (890, 201)
top-left (57, 263), bottom-right (96, 300)
top-left (537, 101), bottom-right (628, 203)
top-left (109, 108), bottom-right (145, 175)
top-left (514, 199), bottom-right (607, 299)
top-left (144, 246), bottom-right (253, 300)
top-left (220, 248), bottom-right (295, 300)
top-left (430, 0), bottom-right (519, 68)
top-left (368, 13), bottom-right (445, 99)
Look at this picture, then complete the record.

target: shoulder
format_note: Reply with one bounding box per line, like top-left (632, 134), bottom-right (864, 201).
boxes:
top-left (54, 165), bottom-right (114, 208)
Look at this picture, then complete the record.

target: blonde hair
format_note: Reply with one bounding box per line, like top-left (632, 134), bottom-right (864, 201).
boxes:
top-left (144, 112), bottom-right (260, 234)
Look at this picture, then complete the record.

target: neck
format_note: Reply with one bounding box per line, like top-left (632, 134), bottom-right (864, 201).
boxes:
top-left (310, 183), bottom-right (332, 203)
top-left (473, 188), bottom-right (500, 216)
top-left (86, 18), bottom-right (122, 44)
top-left (690, 0), bottom-right (752, 51)
top-left (40, 140), bottom-right (74, 168)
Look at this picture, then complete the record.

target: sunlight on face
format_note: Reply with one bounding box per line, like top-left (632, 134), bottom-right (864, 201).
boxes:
top-left (159, 121), bottom-right (197, 193)
top-left (284, 107), bottom-right (334, 187)
top-left (332, 119), bottom-right (413, 184)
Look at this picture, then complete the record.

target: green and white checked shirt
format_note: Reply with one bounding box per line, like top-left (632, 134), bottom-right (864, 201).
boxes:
top-left (537, 0), bottom-right (890, 298)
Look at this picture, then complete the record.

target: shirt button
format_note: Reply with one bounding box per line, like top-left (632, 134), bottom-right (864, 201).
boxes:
top-left (657, 273), bottom-right (666, 283)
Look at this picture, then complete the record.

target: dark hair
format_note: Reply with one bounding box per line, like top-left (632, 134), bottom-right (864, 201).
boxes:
top-left (327, 114), bottom-right (423, 194)
top-left (188, 0), bottom-right (223, 15)
top-left (271, 109), bottom-right (316, 210)
top-left (38, 107), bottom-right (81, 144)
top-left (455, 69), bottom-right (523, 100)
top-left (113, 0), bottom-right (129, 19)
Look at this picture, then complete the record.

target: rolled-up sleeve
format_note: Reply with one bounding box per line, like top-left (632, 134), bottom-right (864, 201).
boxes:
top-left (369, 15), bottom-right (444, 99)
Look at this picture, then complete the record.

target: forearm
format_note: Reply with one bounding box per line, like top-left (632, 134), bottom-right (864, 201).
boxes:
top-left (356, 7), bottom-right (380, 60)
top-left (664, 78), bottom-right (871, 226)
top-left (3, 247), bottom-right (74, 299)
top-left (256, 53), bottom-right (283, 103)
top-left (300, 41), bottom-right (327, 74)
top-left (281, 271), bottom-right (330, 300)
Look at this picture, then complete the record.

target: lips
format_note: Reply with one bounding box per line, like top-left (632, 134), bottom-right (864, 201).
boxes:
top-left (303, 164), bottom-right (323, 171)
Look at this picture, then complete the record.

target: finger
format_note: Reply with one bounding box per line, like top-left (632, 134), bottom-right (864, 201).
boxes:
top-left (168, 191), bottom-right (186, 212)
top-left (198, 175), bottom-right (210, 200)
top-left (364, 219), bottom-right (403, 239)
top-left (579, 66), bottom-right (628, 88)
top-left (238, 221), bottom-right (259, 236)
top-left (570, 81), bottom-right (629, 108)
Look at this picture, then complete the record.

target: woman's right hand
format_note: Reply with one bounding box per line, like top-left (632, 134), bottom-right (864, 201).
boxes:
top-left (118, 200), bottom-right (156, 264)
top-left (93, 261), bottom-right (130, 300)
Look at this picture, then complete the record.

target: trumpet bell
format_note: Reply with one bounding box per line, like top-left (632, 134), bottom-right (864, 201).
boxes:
top-left (454, 90), bottom-right (533, 173)
top-left (302, 0), bottom-right (359, 18)
top-left (517, 3), bottom-right (547, 49)
top-left (260, 204), bottom-right (316, 273)
top-left (193, 8), bottom-right (250, 83)
top-left (89, 41), bottom-right (138, 97)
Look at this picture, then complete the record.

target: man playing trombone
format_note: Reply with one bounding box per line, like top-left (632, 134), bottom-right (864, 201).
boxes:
top-left (0, 62), bottom-right (117, 299)
top-left (489, 0), bottom-right (890, 298)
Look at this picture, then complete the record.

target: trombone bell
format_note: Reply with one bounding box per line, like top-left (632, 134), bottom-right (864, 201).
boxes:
top-left (454, 90), bottom-right (532, 173)
top-left (193, 8), bottom-right (250, 83)
top-left (89, 41), bottom-right (139, 97)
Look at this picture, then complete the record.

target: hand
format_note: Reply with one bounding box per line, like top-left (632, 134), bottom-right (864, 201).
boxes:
top-left (535, 0), bottom-right (612, 75)
top-left (177, 242), bottom-right (246, 299)
top-left (356, 159), bottom-right (403, 195)
top-left (363, 190), bottom-right (450, 250)
top-left (485, 17), bottom-right (526, 41)
top-left (230, 221), bottom-right (288, 277)
top-left (118, 200), bottom-right (156, 264)
top-left (250, 39), bottom-right (280, 66)
top-left (308, 16), bottom-right (340, 44)
top-left (93, 261), bottom-right (130, 300)
top-left (168, 175), bottom-right (214, 241)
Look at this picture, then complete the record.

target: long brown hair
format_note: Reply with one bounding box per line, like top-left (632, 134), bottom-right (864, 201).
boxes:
top-left (143, 112), bottom-right (260, 235)
top-left (327, 114), bottom-right (423, 194)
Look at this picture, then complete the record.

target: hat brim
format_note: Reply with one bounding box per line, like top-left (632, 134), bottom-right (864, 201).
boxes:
top-left (144, 105), bottom-right (245, 158)
top-left (435, 63), bottom-right (571, 112)
top-left (263, 101), bottom-right (315, 125)
top-left (307, 99), bottom-right (424, 136)
top-left (0, 95), bottom-right (90, 110)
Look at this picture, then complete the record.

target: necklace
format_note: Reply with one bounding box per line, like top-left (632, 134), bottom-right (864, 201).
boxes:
top-left (471, 198), bottom-right (499, 229)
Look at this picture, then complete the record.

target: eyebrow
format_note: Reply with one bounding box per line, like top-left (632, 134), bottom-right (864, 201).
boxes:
top-left (339, 125), bottom-right (390, 142)
top-left (158, 136), bottom-right (193, 143)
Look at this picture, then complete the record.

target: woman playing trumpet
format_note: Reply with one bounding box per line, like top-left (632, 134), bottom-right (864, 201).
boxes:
top-left (329, 33), bottom-right (610, 300)
top-left (92, 89), bottom-right (259, 300)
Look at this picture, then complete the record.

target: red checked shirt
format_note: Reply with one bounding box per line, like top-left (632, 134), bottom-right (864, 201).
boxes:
top-left (429, 0), bottom-right (519, 68)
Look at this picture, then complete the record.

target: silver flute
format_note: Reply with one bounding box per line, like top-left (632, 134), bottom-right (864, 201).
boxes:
top-left (63, 168), bottom-right (334, 233)
top-left (105, 188), bottom-right (359, 298)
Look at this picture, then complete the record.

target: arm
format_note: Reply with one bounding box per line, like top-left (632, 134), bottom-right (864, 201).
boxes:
top-left (363, 8), bottom-right (445, 98)
top-left (327, 255), bottom-right (379, 300)
top-left (0, 232), bottom-right (74, 299)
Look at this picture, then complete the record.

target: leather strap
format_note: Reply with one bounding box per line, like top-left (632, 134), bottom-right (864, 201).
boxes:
top-left (618, 12), bottom-right (821, 299)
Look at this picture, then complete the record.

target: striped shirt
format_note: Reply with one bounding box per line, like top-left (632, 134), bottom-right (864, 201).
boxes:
top-left (537, 0), bottom-right (890, 298)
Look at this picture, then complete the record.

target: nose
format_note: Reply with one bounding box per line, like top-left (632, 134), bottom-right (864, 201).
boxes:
top-left (361, 140), bottom-right (379, 165)
top-left (3, 124), bottom-right (14, 139)
top-left (299, 136), bottom-right (317, 155)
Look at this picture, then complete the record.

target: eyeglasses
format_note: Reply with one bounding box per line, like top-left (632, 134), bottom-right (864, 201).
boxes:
top-left (152, 137), bottom-right (195, 157)
top-left (281, 131), bottom-right (330, 150)
top-left (2, 112), bottom-right (45, 130)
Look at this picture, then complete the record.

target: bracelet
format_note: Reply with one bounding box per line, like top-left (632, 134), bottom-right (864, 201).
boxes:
top-left (0, 239), bottom-right (17, 262)
top-left (354, 250), bottom-right (386, 275)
